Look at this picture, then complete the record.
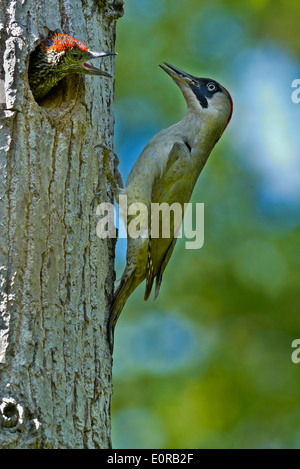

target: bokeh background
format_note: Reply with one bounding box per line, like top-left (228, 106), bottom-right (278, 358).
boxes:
top-left (111, 0), bottom-right (300, 449)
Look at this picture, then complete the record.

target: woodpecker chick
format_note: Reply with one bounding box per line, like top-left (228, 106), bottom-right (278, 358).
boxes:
top-left (109, 62), bottom-right (233, 351)
top-left (29, 32), bottom-right (116, 100)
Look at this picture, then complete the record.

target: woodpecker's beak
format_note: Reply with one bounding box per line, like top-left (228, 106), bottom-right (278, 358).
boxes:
top-left (159, 62), bottom-right (196, 86)
top-left (81, 50), bottom-right (117, 77)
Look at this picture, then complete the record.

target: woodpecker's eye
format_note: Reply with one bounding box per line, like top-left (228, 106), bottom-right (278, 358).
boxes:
top-left (207, 82), bottom-right (216, 92)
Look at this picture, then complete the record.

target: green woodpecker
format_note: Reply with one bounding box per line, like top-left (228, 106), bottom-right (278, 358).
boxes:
top-left (109, 63), bottom-right (233, 351)
top-left (29, 32), bottom-right (116, 100)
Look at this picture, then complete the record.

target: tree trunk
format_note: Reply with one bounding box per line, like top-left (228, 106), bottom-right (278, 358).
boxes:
top-left (0, 0), bottom-right (123, 449)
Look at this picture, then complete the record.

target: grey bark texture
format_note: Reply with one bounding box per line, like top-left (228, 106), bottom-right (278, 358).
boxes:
top-left (0, 0), bottom-right (124, 449)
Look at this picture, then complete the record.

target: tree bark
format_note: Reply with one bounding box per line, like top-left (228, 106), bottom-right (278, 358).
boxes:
top-left (0, 0), bottom-right (123, 449)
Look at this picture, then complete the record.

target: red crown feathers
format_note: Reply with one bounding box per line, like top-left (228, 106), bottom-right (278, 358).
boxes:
top-left (42, 33), bottom-right (89, 53)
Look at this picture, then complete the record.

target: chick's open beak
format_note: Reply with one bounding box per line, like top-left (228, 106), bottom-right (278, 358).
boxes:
top-left (82, 50), bottom-right (117, 77)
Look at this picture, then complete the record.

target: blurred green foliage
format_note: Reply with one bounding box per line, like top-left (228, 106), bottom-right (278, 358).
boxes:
top-left (111, 0), bottom-right (300, 448)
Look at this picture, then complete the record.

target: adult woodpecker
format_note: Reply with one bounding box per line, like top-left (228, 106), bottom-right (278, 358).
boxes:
top-left (28, 32), bottom-right (116, 100)
top-left (109, 62), bottom-right (233, 351)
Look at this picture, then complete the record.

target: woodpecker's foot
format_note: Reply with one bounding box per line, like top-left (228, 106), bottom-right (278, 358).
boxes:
top-left (108, 327), bottom-right (114, 354)
top-left (95, 144), bottom-right (124, 201)
top-left (113, 153), bottom-right (124, 192)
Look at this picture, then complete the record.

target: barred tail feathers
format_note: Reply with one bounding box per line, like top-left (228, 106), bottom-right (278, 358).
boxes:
top-left (144, 240), bottom-right (154, 301)
top-left (108, 268), bottom-right (146, 352)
